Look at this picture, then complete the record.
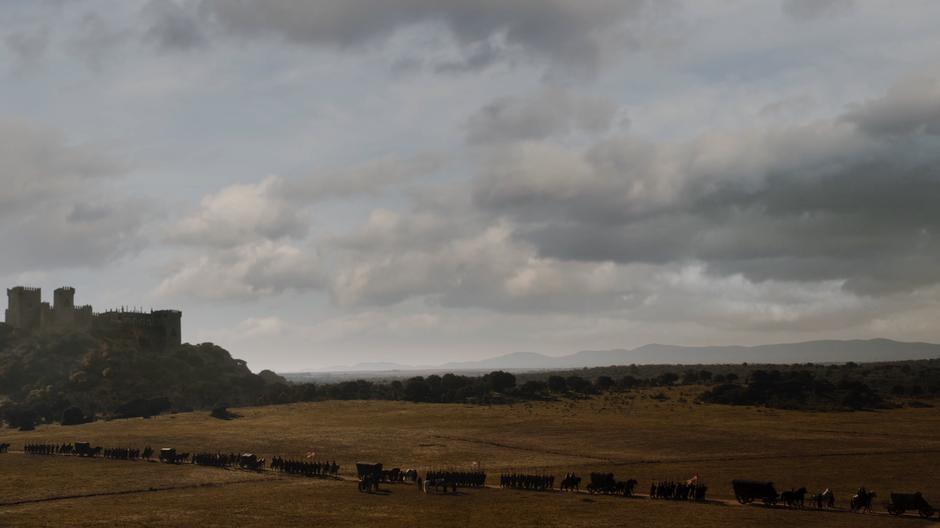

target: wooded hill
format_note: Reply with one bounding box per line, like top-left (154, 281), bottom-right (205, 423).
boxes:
top-left (0, 323), bottom-right (286, 429)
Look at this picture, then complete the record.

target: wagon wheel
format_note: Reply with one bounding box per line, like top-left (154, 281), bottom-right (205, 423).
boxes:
top-left (736, 495), bottom-right (752, 505)
top-left (887, 505), bottom-right (902, 516)
top-left (358, 480), bottom-right (367, 493)
top-left (920, 508), bottom-right (934, 519)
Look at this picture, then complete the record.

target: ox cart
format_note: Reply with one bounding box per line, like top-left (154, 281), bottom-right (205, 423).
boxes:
top-left (356, 462), bottom-right (383, 492)
top-left (887, 492), bottom-right (935, 518)
top-left (732, 480), bottom-right (778, 506)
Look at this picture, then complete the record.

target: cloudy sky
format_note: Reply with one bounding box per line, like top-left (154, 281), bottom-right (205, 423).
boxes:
top-left (3, 0), bottom-right (940, 370)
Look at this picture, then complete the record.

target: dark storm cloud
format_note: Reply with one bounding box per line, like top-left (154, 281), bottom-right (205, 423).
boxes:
top-left (195, 0), bottom-right (665, 71)
top-left (473, 78), bottom-right (940, 295)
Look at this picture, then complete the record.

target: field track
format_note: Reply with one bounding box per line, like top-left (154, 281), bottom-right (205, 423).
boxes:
top-left (432, 433), bottom-right (940, 466)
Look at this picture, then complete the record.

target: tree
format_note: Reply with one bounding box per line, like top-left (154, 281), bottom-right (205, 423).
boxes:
top-left (655, 372), bottom-right (679, 386)
top-left (565, 376), bottom-right (592, 393)
top-left (61, 406), bottom-right (86, 425)
top-left (519, 380), bottom-right (548, 396)
top-left (547, 376), bottom-right (567, 392)
top-left (484, 371), bottom-right (516, 393)
top-left (404, 377), bottom-right (430, 402)
top-left (594, 376), bottom-right (615, 391)
top-left (619, 376), bottom-right (640, 389)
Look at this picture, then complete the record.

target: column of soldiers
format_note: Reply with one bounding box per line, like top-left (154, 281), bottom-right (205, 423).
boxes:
top-left (23, 443), bottom-right (60, 455)
top-left (650, 480), bottom-right (708, 501)
top-left (191, 452), bottom-right (241, 468)
top-left (0, 442), bottom-right (9, 453)
top-left (499, 473), bottom-right (555, 491)
top-left (103, 447), bottom-right (143, 460)
top-left (270, 456), bottom-right (339, 477)
top-left (425, 470), bottom-right (487, 488)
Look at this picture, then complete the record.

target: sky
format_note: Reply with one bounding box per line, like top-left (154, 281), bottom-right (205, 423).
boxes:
top-left (3, 0), bottom-right (940, 371)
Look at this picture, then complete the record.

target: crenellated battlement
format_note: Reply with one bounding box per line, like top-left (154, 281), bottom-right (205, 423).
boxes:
top-left (4, 286), bottom-right (181, 349)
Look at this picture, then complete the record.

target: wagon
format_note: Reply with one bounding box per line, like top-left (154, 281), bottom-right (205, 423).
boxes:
top-left (239, 453), bottom-right (264, 470)
top-left (587, 473), bottom-right (618, 494)
top-left (159, 447), bottom-right (177, 463)
top-left (887, 492), bottom-right (935, 518)
top-left (732, 480), bottom-right (778, 505)
top-left (356, 462), bottom-right (383, 492)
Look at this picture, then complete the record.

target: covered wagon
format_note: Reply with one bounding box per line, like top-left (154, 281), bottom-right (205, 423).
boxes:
top-left (732, 480), bottom-right (778, 505)
top-left (887, 492), bottom-right (935, 518)
top-left (356, 462), bottom-right (383, 492)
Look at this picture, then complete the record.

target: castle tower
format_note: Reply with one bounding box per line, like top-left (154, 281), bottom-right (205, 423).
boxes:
top-left (151, 310), bottom-right (182, 348)
top-left (5, 287), bottom-right (42, 331)
top-left (52, 287), bottom-right (76, 328)
top-left (54, 287), bottom-right (75, 311)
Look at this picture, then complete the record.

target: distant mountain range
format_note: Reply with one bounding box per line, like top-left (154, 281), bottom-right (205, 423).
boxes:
top-left (304, 339), bottom-right (940, 375)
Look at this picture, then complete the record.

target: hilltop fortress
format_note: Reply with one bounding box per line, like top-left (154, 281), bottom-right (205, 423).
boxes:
top-left (4, 286), bottom-right (181, 349)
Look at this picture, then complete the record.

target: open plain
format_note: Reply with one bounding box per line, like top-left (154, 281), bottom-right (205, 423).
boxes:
top-left (2, 388), bottom-right (940, 527)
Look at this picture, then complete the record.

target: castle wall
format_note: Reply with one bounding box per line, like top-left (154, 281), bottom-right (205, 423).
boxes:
top-left (4, 286), bottom-right (179, 348)
top-left (92, 309), bottom-right (182, 349)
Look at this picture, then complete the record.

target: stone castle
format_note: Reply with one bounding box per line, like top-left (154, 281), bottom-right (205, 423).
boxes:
top-left (4, 286), bottom-right (181, 349)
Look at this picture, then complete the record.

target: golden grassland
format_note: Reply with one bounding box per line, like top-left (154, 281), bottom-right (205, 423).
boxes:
top-left (2, 387), bottom-right (940, 527)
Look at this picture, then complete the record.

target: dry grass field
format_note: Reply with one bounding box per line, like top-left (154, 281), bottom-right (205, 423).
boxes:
top-left (2, 387), bottom-right (940, 527)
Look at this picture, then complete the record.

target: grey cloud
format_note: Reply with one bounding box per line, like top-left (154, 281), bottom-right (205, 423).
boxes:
top-left (465, 87), bottom-right (619, 144)
top-left (0, 121), bottom-right (151, 272)
top-left (156, 241), bottom-right (325, 300)
top-left (843, 76), bottom-right (940, 137)
top-left (142, 0), bottom-right (207, 52)
top-left (472, 78), bottom-right (940, 296)
top-left (163, 155), bottom-right (440, 299)
top-left (67, 11), bottom-right (132, 69)
top-left (0, 121), bottom-right (124, 214)
top-left (432, 38), bottom-right (509, 75)
top-left (781, 0), bottom-right (856, 21)
top-left (4, 27), bottom-right (51, 71)
top-left (279, 155), bottom-right (443, 202)
top-left (197, 0), bottom-right (668, 72)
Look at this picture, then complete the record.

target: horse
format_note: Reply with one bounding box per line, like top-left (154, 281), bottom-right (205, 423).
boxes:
top-left (851, 490), bottom-right (876, 513)
top-left (810, 489), bottom-right (835, 509)
top-left (560, 474), bottom-right (581, 492)
top-left (781, 487), bottom-right (807, 508)
top-left (619, 479), bottom-right (638, 497)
